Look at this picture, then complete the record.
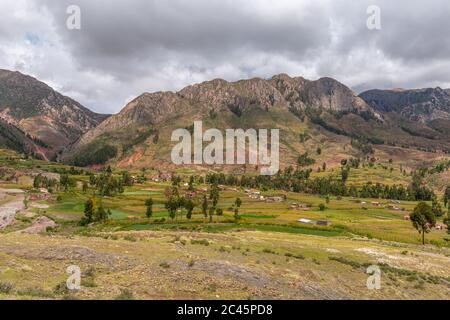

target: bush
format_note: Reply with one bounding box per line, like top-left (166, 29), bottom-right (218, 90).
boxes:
top-left (319, 204), bottom-right (326, 211)
top-left (115, 288), bottom-right (134, 300)
top-left (53, 282), bottom-right (69, 295)
top-left (285, 252), bottom-right (305, 260)
top-left (17, 286), bottom-right (53, 298)
top-left (0, 282), bottom-right (13, 294)
top-left (262, 248), bottom-right (277, 254)
top-left (124, 235), bottom-right (137, 242)
top-left (190, 239), bottom-right (209, 246)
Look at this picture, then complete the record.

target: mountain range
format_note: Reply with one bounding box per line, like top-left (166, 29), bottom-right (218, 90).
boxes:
top-left (1, 69), bottom-right (449, 170)
top-left (0, 69), bottom-right (108, 160)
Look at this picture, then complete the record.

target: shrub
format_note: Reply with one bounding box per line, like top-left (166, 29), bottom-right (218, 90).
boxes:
top-left (81, 268), bottom-right (96, 288)
top-left (124, 235), bottom-right (137, 242)
top-left (0, 282), bottom-right (13, 294)
top-left (17, 286), bottom-right (53, 298)
top-left (262, 248), bottom-right (277, 254)
top-left (190, 239), bottom-right (209, 246)
top-left (285, 252), bottom-right (305, 260)
top-left (53, 282), bottom-right (69, 295)
top-left (115, 288), bottom-right (134, 300)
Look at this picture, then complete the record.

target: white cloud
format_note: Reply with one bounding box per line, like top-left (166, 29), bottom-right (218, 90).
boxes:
top-left (0, 0), bottom-right (449, 114)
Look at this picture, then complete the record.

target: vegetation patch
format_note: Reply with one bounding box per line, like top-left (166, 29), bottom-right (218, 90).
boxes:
top-left (72, 140), bottom-right (117, 167)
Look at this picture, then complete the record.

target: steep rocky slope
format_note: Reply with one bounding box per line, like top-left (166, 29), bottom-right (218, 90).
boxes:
top-left (0, 69), bottom-right (109, 159)
top-left (62, 74), bottom-right (450, 170)
top-left (359, 87), bottom-right (450, 123)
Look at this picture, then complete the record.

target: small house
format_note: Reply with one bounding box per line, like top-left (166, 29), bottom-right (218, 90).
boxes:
top-left (316, 220), bottom-right (331, 227)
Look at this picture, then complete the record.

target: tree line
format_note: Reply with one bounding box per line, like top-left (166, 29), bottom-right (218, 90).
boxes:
top-left (203, 166), bottom-right (435, 201)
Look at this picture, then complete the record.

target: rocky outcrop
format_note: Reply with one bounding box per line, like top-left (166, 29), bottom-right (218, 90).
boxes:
top-left (359, 87), bottom-right (450, 123)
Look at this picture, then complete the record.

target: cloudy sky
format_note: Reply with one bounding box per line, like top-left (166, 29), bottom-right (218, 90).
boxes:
top-left (1, 0), bottom-right (450, 114)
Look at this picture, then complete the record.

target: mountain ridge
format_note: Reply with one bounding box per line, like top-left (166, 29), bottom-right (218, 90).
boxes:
top-left (0, 69), bottom-right (109, 158)
top-left (61, 74), bottom-right (450, 171)
top-left (1, 69), bottom-right (448, 169)
top-left (359, 87), bottom-right (450, 123)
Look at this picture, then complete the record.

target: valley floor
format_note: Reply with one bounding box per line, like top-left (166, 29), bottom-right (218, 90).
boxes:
top-left (0, 228), bottom-right (449, 300)
top-left (0, 149), bottom-right (449, 300)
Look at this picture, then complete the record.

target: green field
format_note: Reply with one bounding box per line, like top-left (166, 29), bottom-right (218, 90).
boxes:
top-left (0, 149), bottom-right (449, 300)
top-left (37, 180), bottom-right (447, 246)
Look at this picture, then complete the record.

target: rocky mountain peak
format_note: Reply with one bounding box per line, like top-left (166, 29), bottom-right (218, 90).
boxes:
top-left (359, 87), bottom-right (450, 123)
top-left (0, 69), bottom-right (109, 157)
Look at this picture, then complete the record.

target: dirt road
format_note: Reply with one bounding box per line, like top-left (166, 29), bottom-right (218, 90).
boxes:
top-left (0, 189), bottom-right (25, 230)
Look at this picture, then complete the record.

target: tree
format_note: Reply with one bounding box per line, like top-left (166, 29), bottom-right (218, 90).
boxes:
top-left (145, 198), bottom-right (154, 218)
top-left (341, 166), bottom-right (350, 184)
top-left (444, 210), bottom-right (450, 234)
top-left (201, 195), bottom-right (208, 219)
top-left (82, 181), bottom-right (88, 193)
top-left (444, 186), bottom-right (450, 207)
top-left (185, 199), bottom-right (194, 220)
top-left (208, 206), bottom-right (215, 223)
top-left (234, 197), bottom-right (242, 221)
top-left (171, 175), bottom-right (181, 187)
top-left (410, 202), bottom-right (436, 245)
top-left (95, 205), bottom-right (109, 222)
top-left (316, 147), bottom-right (322, 155)
top-left (210, 183), bottom-right (220, 207)
top-left (165, 197), bottom-right (178, 221)
top-left (60, 174), bottom-right (75, 191)
top-left (121, 171), bottom-right (134, 187)
top-left (188, 176), bottom-right (195, 192)
top-left (235, 197), bottom-right (242, 208)
top-left (432, 198), bottom-right (444, 217)
top-left (297, 152), bottom-right (315, 168)
top-left (82, 198), bottom-right (95, 225)
top-left (89, 173), bottom-right (96, 187)
top-left (137, 168), bottom-right (147, 184)
top-left (33, 174), bottom-right (43, 188)
top-left (93, 172), bottom-right (124, 196)
top-left (177, 197), bottom-right (186, 221)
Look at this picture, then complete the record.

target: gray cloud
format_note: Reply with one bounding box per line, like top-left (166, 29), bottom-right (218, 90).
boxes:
top-left (1, 0), bottom-right (450, 113)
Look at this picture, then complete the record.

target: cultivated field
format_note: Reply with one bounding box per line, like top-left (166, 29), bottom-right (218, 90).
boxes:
top-left (0, 149), bottom-right (449, 300)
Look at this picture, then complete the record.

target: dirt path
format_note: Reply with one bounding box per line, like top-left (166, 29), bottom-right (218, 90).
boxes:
top-left (0, 189), bottom-right (25, 230)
